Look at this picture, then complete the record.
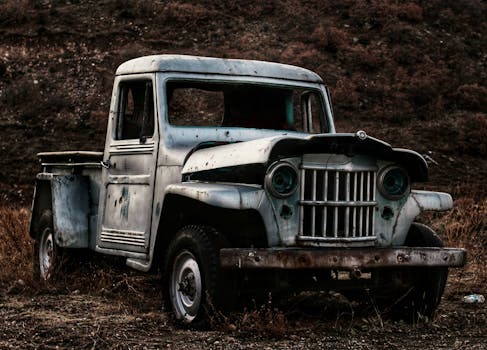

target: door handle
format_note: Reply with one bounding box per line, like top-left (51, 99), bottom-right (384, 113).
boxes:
top-left (101, 160), bottom-right (111, 169)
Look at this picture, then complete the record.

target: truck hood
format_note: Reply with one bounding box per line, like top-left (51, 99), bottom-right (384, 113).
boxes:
top-left (182, 133), bottom-right (428, 182)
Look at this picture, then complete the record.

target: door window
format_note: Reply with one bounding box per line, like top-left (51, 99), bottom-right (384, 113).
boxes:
top-left (116, 81), bottom-right (155, 140)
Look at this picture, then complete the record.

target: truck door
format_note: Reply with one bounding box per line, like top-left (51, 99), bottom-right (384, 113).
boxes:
top-left (98, 77), bottom-right (158, 254)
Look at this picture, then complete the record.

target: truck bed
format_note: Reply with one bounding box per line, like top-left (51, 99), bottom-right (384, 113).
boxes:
top-left (36, 151), bottom-right (104, 249)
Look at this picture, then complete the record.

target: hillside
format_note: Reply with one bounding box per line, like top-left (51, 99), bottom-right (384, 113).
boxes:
top-left (0, 0), bottom-right (485, 204)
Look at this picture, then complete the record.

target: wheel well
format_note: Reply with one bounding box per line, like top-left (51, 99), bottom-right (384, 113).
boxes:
top-left (29, 180), bottom-right (52, 238)
top-left (152, 194), bottom-right (268, 267)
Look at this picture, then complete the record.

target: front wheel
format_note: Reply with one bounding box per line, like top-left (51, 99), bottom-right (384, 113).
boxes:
top-left (163, 225), bottom-right (233, 324)
top-left (170, 249), bottom-right (204, 322)
top-left (381, 223), bottom-right (448, 322)
top-left (403, 223), bottom-right (448, 320)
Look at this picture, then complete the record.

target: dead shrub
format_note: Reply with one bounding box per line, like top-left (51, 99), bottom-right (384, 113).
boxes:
top-left (162, 2), bottom-right (215, 23)
top-left (454, 84), bottom-right (487, 110)
top-left (0, 205), bottom-right (152, 303)
top-left (310, 24), bottom-right (350, 53)
top-left (392, 46), bottom-right (422, 66)
top-left (432, 197), bottom-right (487, 286)
top-left (0, 0), bottom-right (34, 25)
top-left (347, 47), bottom-right (385, 71)
top-left (457, 113), bottom-right (487, 156)
top-left (429, 113), bottom-right (487, 156)
top-left (310, 24), bottom-right (329, 47)
top-left (280, 42), bottom-right (321, 67)
top-left (384, 22), bottom-right (418, 44)
top-left (2, 78), bottom-right (42, 109)
top-left (348, 0), bottom-right (422, 26)
top-left (108, 0), bottom-right (160, 19)
top-left (326, 26), bottom-right (350, 53)
top-left (394, 59), bottom-right (451, 114)
top-left (396, 3), bottom-right (423, 22)
top-left (0, 207), bottom-right (33, 289)
top-left (333, 77), bottom-right (360, 111)
top-left (348, 0), bottom-right (396, 28)
top-left (209, 294), bottom-right (291, 338)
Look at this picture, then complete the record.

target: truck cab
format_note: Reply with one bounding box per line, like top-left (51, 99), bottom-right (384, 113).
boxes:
top-left (30, 55), bottom-right (465, 325)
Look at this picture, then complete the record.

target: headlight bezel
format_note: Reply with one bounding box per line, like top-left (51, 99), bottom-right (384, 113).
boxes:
top-left (265, 161), bottom-right (299, 198)
top-left (378, 165), bottom-right (410, 200)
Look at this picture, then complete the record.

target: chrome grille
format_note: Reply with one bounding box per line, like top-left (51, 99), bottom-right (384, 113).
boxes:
top-left (298, 166), bottom-right (377, 245)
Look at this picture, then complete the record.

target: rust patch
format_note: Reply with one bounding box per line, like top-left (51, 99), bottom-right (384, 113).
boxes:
top-left (221, 247), bottom-right (467, 270)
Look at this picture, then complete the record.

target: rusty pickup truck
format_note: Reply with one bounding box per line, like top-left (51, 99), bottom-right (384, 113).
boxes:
top-left (30, 54), bottom-right (466, 324)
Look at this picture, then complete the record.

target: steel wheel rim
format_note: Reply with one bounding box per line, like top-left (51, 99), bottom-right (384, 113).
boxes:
top-left (170, 250), bottom-right (202, 322)
top-left (39, 227), bottom-right (54, 280)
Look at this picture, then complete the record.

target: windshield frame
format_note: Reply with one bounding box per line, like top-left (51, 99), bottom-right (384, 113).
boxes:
top-left (157, 72), bottom-right (336, 146)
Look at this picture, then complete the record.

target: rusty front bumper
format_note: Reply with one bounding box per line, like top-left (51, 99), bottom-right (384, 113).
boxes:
top-left (220, 247), bottom-right (466, 270)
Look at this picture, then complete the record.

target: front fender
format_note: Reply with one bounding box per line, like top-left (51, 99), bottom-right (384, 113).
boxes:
top-left (165, 182), bottom-right (263, 209)
top-left (165, 182), bottom-right (280, 245)
top-left (392, 190), bottom-right (452, 245)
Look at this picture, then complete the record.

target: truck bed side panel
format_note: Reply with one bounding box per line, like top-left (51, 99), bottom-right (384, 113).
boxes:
top-left (51, 175), bottom-right (90, 248)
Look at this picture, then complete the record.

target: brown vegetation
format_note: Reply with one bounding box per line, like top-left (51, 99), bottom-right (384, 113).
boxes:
top-left (0, 197), bottom-right (485, 348)
top-left (433, 197), bottom-right (487, 286)
top-left (0, 0), bottom-right (485, 205)
top-left (0, 207), bottom-right (32, 289)
top-left (0, 191), bottom-right (485, 320)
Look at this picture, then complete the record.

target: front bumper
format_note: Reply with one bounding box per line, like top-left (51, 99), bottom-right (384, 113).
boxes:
top-left (220, 247), bottom-right (466, 270)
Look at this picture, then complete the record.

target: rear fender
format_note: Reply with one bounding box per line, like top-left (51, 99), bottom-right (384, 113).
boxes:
top-left (30, 174), bottom-right (90, 248)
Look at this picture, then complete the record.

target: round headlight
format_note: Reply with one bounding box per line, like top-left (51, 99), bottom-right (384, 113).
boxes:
top-left (378, 165), bottom-right (410, 199)
top-left (265, 162), bottom-right (298, 198)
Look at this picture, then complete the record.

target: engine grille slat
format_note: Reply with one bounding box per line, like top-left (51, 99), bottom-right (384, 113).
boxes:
top-left (299, 166), bottom-right (377, 245)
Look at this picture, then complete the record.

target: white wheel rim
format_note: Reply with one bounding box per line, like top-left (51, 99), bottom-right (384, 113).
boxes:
top-left (39, 227), bottom-right (54, 280)
top-left (170, 251), bottom-right (202, 322)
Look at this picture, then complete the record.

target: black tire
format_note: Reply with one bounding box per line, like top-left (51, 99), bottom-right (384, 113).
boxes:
top-left (404, 223), bottom-right (448, 318)
top-left (162, 225), bottom-right (235, 325)
top-left (33, 210), bottom-right (61, 281)
top-left (383, 223), bottom-right (448, 322)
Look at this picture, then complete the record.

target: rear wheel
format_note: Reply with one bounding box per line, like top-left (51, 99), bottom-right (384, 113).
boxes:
top-left (33, 210), bottom-right (60, 281)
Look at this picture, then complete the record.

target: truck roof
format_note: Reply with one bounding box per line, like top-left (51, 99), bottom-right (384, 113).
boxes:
top-left (116, 54), bottom-right (323, 83)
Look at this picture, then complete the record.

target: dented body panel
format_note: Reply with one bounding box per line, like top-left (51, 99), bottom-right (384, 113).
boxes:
top-left (182, 133), bottom-right (428, 183)
top-left (116, 54), bottom-right (323, 82)
top-left (51, 175), bottom-right (90, 248)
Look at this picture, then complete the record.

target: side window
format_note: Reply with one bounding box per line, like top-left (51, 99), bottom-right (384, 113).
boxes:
top-left (298, 91), bottom-right (326, 133)
top-left (116, 80), bottom-right (155, 140)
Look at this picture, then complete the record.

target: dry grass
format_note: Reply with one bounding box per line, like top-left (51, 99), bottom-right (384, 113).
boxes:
top-left (208, 294), bottom-right (292, 337)
top-left (431, 196), bottom-right (487, 287)
top-left (0, 207), bottom-right (32, 289)
top-left (0, 206), bottom-right (160, 310)
top-left (0, 190), bottom-right (485, 321)
top-left (1, 195), bottom-right (485, 290)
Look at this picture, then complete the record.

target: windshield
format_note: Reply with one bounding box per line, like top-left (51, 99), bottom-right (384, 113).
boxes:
top-left (166, 81), bottom-right (328, 133)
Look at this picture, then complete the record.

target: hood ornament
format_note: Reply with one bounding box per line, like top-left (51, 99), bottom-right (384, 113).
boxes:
top-left (355, 130), bottom-right (367, 140)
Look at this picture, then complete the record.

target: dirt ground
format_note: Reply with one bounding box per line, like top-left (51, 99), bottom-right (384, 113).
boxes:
top-left (0, 272), bottom-right (485, 350)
